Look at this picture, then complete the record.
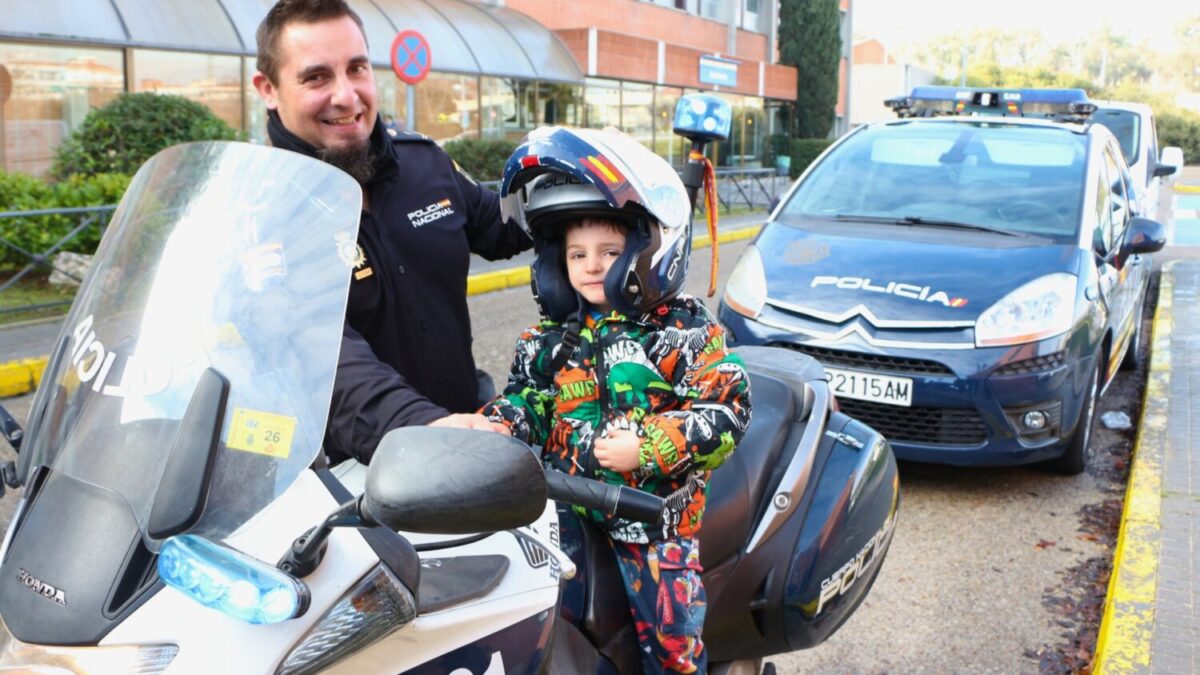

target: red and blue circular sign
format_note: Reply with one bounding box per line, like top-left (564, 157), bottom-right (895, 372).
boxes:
top-left (391, 30), bottom-right (431, 85)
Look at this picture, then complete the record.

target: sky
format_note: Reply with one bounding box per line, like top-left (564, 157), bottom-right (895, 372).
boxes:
top-left (852, 0), bottom-right (1193, 51)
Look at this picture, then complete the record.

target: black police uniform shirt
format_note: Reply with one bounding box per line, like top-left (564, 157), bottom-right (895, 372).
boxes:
top-left (266, 112), bottom-right (531, 464)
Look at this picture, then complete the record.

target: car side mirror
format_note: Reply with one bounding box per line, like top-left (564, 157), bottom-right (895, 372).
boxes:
top-left (1153, 163), bottom-right (1178, 178)
top-left (1160, 146), bottom-right (1184, 179)
top-left (1125, 216), bottom-right (1166, 255)
top-left (768, 195), bottom-right (781, 214)
top-left (363, 427), bottom-right (548, 534)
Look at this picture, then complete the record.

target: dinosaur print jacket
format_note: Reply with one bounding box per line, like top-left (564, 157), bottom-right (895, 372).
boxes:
top-left (482, 296), bottom-right (752, 544)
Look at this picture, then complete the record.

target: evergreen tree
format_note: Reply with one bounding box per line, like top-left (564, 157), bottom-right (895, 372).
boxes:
top-left (779, 0), bottom-right (842, 138)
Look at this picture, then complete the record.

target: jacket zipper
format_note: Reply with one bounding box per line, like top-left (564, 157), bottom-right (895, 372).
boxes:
top-left (589, 322), bottom-right (609, 478)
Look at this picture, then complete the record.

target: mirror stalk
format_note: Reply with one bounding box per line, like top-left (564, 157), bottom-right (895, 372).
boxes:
top-left (278, 497), bottom-right (367, 578)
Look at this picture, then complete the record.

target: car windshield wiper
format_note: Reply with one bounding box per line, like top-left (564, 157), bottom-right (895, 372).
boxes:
top-left (833, 213), bottom-right (1021, 237)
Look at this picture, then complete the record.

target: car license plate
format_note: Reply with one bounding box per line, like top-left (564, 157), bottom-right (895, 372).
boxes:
top-left (824, 367), bottom-right (913, 407)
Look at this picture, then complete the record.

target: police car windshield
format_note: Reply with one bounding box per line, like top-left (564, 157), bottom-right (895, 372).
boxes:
top-left (782, 121), bottom-right (1087, 240)
top-left (1090, 108), bottom-right (1140, 166)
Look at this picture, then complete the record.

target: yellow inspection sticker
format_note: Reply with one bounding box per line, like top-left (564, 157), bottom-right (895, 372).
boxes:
top-left (228, 407), bottom-right (297, 459)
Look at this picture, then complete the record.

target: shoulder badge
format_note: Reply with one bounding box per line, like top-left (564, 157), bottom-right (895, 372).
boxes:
top-left (452, 159), bottom-right (477, 185)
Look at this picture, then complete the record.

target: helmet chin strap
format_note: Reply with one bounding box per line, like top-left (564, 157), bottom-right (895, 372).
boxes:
top-left (549, 294), bottom-right (587, 373)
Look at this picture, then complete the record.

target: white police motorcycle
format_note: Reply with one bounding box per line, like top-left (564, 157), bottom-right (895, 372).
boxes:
top-left (0, 97), bottom-right (898, 674)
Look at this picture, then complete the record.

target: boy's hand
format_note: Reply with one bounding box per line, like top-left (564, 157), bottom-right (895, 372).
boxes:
top-left (594, 429), bottom-right (641, 472)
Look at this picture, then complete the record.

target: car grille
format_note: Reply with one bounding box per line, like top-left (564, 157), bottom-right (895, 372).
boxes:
top-left (993, 352), bottom-right (1067, 375)
top-left (837, 398), bottom-right (988, 446)
top-left (772, 343), bottom-right (954, 376)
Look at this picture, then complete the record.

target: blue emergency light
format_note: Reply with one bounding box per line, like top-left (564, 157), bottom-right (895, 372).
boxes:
top-left (885, 86), bottom-right (1095, 122)
top-left (673, 94), bottom-right (733, 143)
top-left (158, 534), bottom-right (310, 624)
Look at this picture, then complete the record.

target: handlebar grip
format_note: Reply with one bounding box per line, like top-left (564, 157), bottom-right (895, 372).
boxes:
top-left (544, 472), bottom-right (664, 526)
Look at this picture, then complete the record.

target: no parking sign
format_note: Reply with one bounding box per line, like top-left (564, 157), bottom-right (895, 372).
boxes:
top-left (391, 30), bottom-right (431, 85)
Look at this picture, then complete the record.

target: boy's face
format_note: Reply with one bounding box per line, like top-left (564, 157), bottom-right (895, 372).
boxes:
top-left (564, 218), bottom-right (627, 312)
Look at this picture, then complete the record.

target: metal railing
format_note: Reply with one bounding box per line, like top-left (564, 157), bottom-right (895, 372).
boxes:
top-left (480, 166), bottom-right (791, 213)
top-left (0, 205), bottom-right (115, 317)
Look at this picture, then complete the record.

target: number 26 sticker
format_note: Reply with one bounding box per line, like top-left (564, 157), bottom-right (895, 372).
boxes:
top-left (228, 407), bottom-right (297, 459)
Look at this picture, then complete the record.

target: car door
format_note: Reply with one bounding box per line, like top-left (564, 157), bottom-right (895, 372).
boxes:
top-left (1099, 143), bottom-right (1138, 380)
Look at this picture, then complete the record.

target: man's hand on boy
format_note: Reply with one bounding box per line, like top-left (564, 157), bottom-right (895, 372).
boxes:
top-left (429, 413), bottom-right (511, 435)
top-left (595, 429), bottom-right (641, 472)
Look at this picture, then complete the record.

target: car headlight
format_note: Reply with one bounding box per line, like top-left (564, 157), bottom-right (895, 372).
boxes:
top-left (975, 273), bottom-right (1077, 347)
top-left (723, 244), bottom-right (767, 319)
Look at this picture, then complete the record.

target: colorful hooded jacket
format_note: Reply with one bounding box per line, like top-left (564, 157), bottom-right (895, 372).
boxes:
top-left (482, 295), bottom-right (751, 544)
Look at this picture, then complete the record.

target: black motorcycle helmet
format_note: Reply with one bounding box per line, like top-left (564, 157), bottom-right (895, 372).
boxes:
top-left (499, 127), bottom-right (691, 322)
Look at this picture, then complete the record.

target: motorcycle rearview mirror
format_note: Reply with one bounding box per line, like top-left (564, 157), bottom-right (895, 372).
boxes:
top-left (147, 367), bottom-right (229, 539)
top-left (0, 402), bottom-right (23, 452)
top-left (0, 404), bottom-right (25, 498)
top-left (361, 427), bottom-right (548, 534)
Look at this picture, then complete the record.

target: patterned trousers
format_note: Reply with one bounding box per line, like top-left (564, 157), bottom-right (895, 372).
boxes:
top-left (558, 506), bottom-right (708, 674)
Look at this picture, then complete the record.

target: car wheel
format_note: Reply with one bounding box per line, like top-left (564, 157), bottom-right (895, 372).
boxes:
top-left (1120, 293), bottom-right (1146, 371)
top-left (1047, 361), bottom-right (1101, 475)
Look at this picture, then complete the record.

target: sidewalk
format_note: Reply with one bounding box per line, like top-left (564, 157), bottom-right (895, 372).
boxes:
top-left (0, 212), bottom-right (768, 398)
top-left (1095, 255), bottom-right (1200, 673)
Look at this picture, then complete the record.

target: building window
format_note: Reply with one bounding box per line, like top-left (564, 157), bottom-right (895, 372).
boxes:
top-left (374, 68), bottom-right (410, 135)
top-left (584, 78), bottom-right (621, 129)
top-left (654, 86), bottom-right (685, 168)
top-left (414, 73), bottom-right (479, 143)
top-left (0, 42), bottom-right (124, 176)
top-left (540, 83), bottom-right (582, 127)
top-left (481, 77), bottom-right (536, 140)
top-left (131, 49), bottom-right (243, 132)
top-left (621, 81), bottom-right (654, 148)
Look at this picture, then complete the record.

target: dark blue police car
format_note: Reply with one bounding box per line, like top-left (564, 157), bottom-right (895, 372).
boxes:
top-left (718, 87), bottom-right (1166, 473)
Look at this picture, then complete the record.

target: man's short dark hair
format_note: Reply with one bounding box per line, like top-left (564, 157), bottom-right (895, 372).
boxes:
top-left (256, 0), bottom-right (367, 84)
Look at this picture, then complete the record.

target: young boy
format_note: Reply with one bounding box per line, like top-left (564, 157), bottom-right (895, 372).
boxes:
top-left (483, 127), bottom-right (752, 674)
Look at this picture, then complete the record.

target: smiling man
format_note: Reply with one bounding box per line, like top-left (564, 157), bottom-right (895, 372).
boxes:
top-left (252, 0), bottom-right (531, 465)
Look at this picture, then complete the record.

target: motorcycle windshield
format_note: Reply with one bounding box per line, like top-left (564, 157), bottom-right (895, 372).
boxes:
top-left (17, 142), bottom-right (361, 550)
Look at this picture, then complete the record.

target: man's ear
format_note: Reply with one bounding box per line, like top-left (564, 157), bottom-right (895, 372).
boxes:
top-left (252, 71), bottom-right (279, 110)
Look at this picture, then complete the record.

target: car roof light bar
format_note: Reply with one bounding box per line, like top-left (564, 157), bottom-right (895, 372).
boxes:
top-left (885, 86), bottom-right (1095, 122)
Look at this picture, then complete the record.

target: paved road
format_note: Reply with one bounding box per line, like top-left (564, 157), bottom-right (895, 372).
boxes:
top-left (0, 237), bottom-right (1156, 672)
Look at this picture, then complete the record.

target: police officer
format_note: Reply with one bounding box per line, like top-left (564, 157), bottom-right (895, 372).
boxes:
top-left (252, 0), bottom-right (530, 464)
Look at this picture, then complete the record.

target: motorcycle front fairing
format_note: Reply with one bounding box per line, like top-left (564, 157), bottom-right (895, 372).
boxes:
top-left (0, 142), bottom-right (362, 648)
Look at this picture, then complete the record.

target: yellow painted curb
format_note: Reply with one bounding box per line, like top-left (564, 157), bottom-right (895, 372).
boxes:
top-left (1093, 262), bottom-right (1174, 673)
top-left (0, 357), bottom-right (48, 398)
top-left (464, 225), bottom-right (762, 297)
top-left (1175, 184), bottom-right (1200, 194)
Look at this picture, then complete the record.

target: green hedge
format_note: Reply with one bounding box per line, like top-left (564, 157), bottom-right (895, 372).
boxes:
top-left (443, 138), bottom-right (520, 183)
top-left (789, 138), bottom-right (835, 179)
top-left (51, 93), bottom-right (238, 179)
top-left (0, 172), bottom-right (130, 269)
top-left (1158, 111), bottom-right (1200, 165)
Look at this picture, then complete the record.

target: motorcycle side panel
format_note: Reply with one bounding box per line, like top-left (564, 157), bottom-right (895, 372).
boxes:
top-left (783, 413), bottom-right (898, 650)
top-left (0, 471), bottom-right (150, 645)
top-left (703, 412), bottom-right (899, 660)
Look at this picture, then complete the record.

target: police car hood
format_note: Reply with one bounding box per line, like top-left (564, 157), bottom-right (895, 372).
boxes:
top-left (759, 220), bottom-right (1077, 322)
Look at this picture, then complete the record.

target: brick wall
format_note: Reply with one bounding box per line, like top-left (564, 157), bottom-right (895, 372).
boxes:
top-left (505, 0), bottom-right (768, 62)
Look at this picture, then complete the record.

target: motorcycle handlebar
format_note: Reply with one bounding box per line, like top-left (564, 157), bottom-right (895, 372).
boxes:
top-left (544, 471), bottom-right (664, 526)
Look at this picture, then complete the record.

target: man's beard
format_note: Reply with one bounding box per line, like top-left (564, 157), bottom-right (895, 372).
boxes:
top-left (318, 142), bottom-right (376, 183)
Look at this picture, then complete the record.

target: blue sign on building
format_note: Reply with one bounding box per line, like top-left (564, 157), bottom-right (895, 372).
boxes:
top-left (699, 56), bottom-right (738, 87)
